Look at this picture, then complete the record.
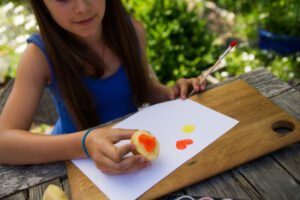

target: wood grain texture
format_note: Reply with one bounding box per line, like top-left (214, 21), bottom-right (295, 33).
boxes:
top-left (271, 142), bottom-right (300, 183)
top-left (0, 191), bottom-right (27, 200)
top-left (61, 176), bottom-right (71, 199)
top-left (66, 161), bottom-right (109, 200)
top-left (0, 162), bottom-right (66, 198)
top-left (207, 67), bottom-right (292, 98)
top-left (184, 168), bottom-right (261, 199)
top-left (67, 79), bottom-right (300, 200)
top-left (237, 155), bottom-right (300, 200)
top-left (28, 178), bottom-right (63, 200)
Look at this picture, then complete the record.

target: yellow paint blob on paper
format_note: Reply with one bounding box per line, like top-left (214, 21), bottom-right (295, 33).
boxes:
top-left (182, 124), bottom-right (195, 134)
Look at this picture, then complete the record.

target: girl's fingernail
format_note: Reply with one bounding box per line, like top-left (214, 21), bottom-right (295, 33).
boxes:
top-left (131, 145), bottom-right (136, 151)
top-left (146, 162), bottom-right (152, 167)
top-left (138, 156), bottom-right (145, 163)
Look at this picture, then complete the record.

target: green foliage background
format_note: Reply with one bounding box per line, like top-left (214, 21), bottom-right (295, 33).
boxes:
top-left (0, 1), bottom-right (37, 80)
top-left (211, 0), bottom-right (300, 37)
top-left (125, 0), bottom-right (219, 85)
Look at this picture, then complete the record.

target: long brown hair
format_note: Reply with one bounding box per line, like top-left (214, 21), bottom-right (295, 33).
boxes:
top-left (29, 0), bottom-right (151, 130)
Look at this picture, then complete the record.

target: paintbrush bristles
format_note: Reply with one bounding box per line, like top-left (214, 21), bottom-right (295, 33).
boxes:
top-left (230, 41), bottom-right (237, 47)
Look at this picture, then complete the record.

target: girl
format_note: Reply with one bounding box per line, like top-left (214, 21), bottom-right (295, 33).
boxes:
top-left (0, 0), bottom-right (205, 174)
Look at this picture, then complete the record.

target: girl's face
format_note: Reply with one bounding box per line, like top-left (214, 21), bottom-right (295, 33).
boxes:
top-left (43, 0), bottom-right (106, 38)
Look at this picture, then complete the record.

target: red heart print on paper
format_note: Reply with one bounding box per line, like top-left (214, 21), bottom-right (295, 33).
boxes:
top-left (176, 139), bottom-right (194, 150)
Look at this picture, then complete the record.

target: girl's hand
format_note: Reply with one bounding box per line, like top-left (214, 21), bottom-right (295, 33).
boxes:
top-left (168, 75), bottom-right (206, 100)
top-left (85, 128), bottom-right (151, 175)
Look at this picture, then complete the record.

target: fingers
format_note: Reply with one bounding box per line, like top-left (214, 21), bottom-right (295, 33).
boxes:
top-left (108, 128), bottom-right (137, 144)
top-left (119, 156), bottom-right (152, 174)
top-left (191, 77), bottom-right (200, 92)
top-left (172, 78), bottom-right (189, 100)
top-left (88, 128), bottom-right (151, 175)
top-left (101, 143), bottom-right (133, 163)
top-left (169, 86), bottom-right (179, 100)
top-left (95, 152), bottom-right (151, 175)
top-left (197, 75), bottom-right (206, 91)
top-left (170, 76), bottom-right (206, 100)
top-left (97, 129), bottom-right (136, 162)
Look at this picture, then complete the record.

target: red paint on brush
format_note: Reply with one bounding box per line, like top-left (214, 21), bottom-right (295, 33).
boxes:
top-left (230, 41), bottom-right (238, 47)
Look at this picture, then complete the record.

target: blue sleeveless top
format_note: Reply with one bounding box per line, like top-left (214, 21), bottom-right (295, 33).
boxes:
top-left (27, 34), bottom-right (138, 135)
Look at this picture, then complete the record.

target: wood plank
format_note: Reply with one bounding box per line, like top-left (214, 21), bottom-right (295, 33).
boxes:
top-left (28, 178), bottom-right (62, 200)
top-left (156, 191), bottom-right (187, 200)
top-left (184, 169), bottom-right (260, 200)
top-left (207, 67), bottom-right (292, 98)
top-left (67, 79), bottom-right (300, 200)
top-left (270, 89), bottom-right (300, 122)
top-left (66, 161), bottom-right (109, 200)
top-left (156, 190), bottom-right (187, 200)
top-left (271, 142), bottom-right (300, 183)
top-left (0, 191), bottom-right (27, 200)
top-left (237, 155), bottom-right (300, 200)
top-left (294, 82), bottom-right (300, 92)
top-left (186, 141), bottom-right (300, 200)
top-left (0, 162), bottom-right (66, 198)
top-left (28, 178), bottom-right (63, 200)
top-left (61, 177), bottom-right (71, 200)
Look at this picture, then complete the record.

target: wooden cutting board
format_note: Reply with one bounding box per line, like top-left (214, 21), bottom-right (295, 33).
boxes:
top-left (66, 80), bottom-right (300, 200)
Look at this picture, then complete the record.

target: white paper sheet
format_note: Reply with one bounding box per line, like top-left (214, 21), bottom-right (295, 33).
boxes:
top-left (72, 99), bottom-right (239, 200)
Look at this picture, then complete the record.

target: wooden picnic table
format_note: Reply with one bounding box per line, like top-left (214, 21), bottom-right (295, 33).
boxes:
top-left (0, 67), bottom-right (299, 200)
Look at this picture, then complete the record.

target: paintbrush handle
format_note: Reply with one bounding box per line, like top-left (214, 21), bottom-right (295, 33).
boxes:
top-left (188, 57), bottom-right (222, 97)
top-left (188, 41), bottom-right (237, 97)
top-left (199, 57), bottom-right (222, 85)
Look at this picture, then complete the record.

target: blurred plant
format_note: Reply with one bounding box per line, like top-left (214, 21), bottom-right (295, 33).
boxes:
top-left (233, 10), bottom-right (260, 41)
top-left (0, 1), bottom-right (38, 82)
top-left (211, 0), bottom-right (300, 37)
top-left (258, 0), bottom-right (300, 37)
top-left (1, 0), bottom-right (299, 87)
top-left (268, 53), bottom-right (300, 85)
top-left (210, 0), bottom-right (257, 14)
top-left (31, 124), bottom-right (54, 134)
top-left (0, 0), bottom-right (27, 6)
top-left (214, 46), bottom-right (300, 84)
top-left (124, 0), bottom-right (220, 85)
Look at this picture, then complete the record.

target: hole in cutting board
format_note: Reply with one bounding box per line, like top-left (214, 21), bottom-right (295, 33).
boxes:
top-left (272, 120), bottom-right (294, 136)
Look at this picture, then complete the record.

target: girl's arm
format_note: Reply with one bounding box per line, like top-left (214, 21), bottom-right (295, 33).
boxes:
top-left (0, 43), bottom-right (85, 164)
top-left (132, 19), bottom-right (206, 104)
top-left (0, 43), bottom-right (148, 174)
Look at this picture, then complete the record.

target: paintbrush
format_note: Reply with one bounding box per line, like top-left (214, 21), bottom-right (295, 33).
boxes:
top-left (188, 41), bottom-right (238, 97)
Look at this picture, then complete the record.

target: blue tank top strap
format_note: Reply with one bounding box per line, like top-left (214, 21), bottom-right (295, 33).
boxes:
top-left (26, 33), bottom-right (57, 88)
top-left (27, 33), bottom-right (47, 55)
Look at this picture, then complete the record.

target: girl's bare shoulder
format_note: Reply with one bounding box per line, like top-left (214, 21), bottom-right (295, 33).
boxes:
top-left (17, 42), bottom-right (51, 85)
top-left (131, 18), bottom-right (147, 50)
top-left (131, 18), bottom-right (146, 35)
